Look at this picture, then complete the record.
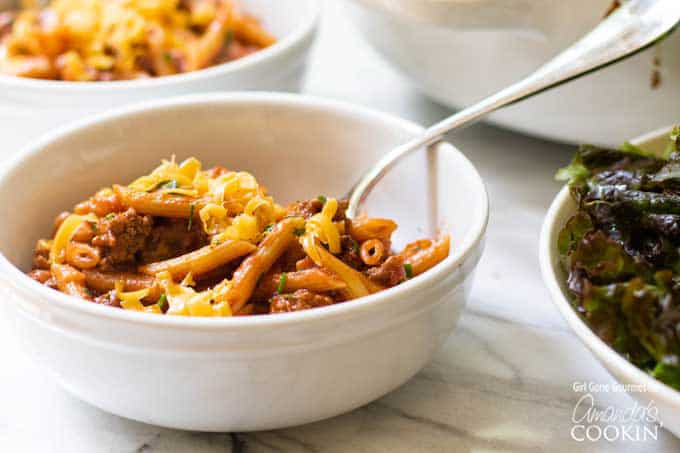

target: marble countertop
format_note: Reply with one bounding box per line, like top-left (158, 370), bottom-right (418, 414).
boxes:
top-left (2, 1), bottom-right (679, 451)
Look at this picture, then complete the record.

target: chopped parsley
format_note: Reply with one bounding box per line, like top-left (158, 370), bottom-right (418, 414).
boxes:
top-left (293, 227), bottom-right (306, 236)
top-left (276, 272), bottom-right (288, 294)
top-left (89, 221), bottom-right (98, 233)
top-left (264, 224), bottom-right (275, 233)
top-left (349, 238), bottom-right (359, 253)
top-left (157, 294), bottom-right (168, 311)
top-left (317, 195), bottom-right (327, 204)
top-left (187, 203), bottom-right (195, 231)
top-left (404, 263), bottom-right (413, 279)
top-left (160, 180), bottom-right (178, 190)
top-left (163, 52), bottom-right (173, 63)
top-left (105, 213), bottom-right (115, 221)
top-left (224, 29), bottom-right (234, 47)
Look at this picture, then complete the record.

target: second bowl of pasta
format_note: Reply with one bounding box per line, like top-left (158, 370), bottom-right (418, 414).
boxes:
top-left (0, 0), bottom-right (319, 151)
top-left (0, 92), bottom-right (488, 431)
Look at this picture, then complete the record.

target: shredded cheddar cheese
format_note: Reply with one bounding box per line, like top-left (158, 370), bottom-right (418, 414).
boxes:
top-left (2, 0), bottom-right (275, 80)
top-left (305, 197), bottom-right (342, 254)
top-left (114, 280), bottom-right (161, 313)
top-left (155, 271), bottom-right (231, 317)
top-left (131, 157), bottom-right (285, 244)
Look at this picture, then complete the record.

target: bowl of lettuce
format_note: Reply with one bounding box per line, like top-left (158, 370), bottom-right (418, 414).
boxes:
top-left (540, 126), bottom-right (680, 437)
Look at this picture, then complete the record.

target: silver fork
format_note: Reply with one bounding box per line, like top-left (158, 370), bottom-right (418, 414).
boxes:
top-left (346, 0), bottom-right (680, 218)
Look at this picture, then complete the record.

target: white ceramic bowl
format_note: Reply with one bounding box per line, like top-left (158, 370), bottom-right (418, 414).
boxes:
top-left (0, 0), bottom-right (320, 153)
top-left (0, 93), bottom-right (488, 431)
top-left (540, 127), bottom-right (680, 437)
top-left (343, 0), bottom-right (680, 147)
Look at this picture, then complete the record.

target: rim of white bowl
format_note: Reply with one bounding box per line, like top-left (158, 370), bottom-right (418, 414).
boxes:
top-left (0, 92), bottom-right (489, 330)
top-left (539, 126), bottom-right (680, 408)
top-left (0, 0), bottom-right (320, 91)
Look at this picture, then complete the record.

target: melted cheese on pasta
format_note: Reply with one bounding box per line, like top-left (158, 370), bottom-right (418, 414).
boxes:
top-left (156, 271), bottom-right (231, 316)
top-left (131, 157), bottom-right (285, 244)
top-left (115, 281), bottom-right (161, 313)
top-left (2, 0), bottom-right (274, 80)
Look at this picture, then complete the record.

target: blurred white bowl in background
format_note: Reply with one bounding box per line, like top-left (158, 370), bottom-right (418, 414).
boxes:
top-left (0, 0), bottom-right (320, 153)
top-left (344, 0), bottom-right (680, 147)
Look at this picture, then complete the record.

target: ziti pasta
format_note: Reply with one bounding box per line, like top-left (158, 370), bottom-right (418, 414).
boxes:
top-left (28, 157), bottom-right (451, 316)
top-left (0, 0), bottom-right (275, 81)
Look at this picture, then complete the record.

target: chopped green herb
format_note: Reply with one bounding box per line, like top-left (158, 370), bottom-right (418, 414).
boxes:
top-left (163, 52), bottom-right (173, 63)
top-left (105, 213), bottom-right (115, 221)
top-left (404, 263), bottom-right (413, 279)
top-left (187, 203), bottom-right (195, 231)
top-left (317, 195), bottom-right (327, 204)
top-left (89, 221), bottom-right (98, 233)
top-left (277, 272), bottom-right (288, 294)
top-left (224, 29), bottom-right (234, 47)
top-left (349, 238), bottom-right (359, 253)
top-left (264, 224), bottom-right (275, 233)
top-left (157, 294), bottom-right (168, 311)
top-left (161, 180), bottom-right (179, 190)
top-left (293, 227), bottom-right (306, 236)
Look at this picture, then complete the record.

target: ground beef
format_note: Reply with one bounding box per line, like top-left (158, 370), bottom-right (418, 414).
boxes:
top-left (286, 199), bottom-right (323, 219)
top-left (93, 290), bottom-right (121, 308)
top-left (338, 234), bottom-right (365, 270)
top-left (366, 255), bottom-right (406, 287)
top-left (27, 269), bottom-right (51, 284)
top-left (0, 12), bottom-right (14, 38)
top-left (269, 289), bottom-right (334, 313)
top-left (278, 240), bottom-right (307, 271)
top-left (286, 198), bottom-right (349, 221)
top-left (334, 200), bottom-right (349, 222)
top-left (92, 208), bottom-right (153, 268)
top-left (140, 218), bottom-right (207, 263)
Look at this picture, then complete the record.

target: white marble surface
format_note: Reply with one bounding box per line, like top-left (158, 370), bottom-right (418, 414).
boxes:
top-left (2, 1), bottom-right (680, 451)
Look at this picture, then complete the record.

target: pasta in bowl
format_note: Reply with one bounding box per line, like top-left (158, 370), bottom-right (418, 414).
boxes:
top-left (0, 0), bottom-right (319, 152)
top-left (0, 93), bottom-right (486, 430)
top-left (0, 0), bottom-right (275, 81)
top-left (29, 157), bottom-right (450, 316)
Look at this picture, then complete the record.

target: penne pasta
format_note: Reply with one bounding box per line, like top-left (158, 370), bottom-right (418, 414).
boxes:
top-left (187, 3), bottom-right (233, 71)
top-left (139, 240), bottom-right (256, 279)
top-left (349, 217), bottom-right (398, 243)
top-left (65, 241), bottom-right (101, 269)
top-left (233, 15), bottom-right (276, 48)
top-left (253, 268), bottom-right (347, 300)
top-left (234, 304), bottom-right (255, 316)
top-left (82, 269), bottom-right (160, 300)
top-left (359, 239), bottom-right (385, 266)
top-left (114, 185), bottom-right (200, 218)
top-left (301, 236), bottom-right (383, 299)
top-left (218, 217), bottom-right (305, 312)
top-left (51, 263), bottom-right (91, 300)
top-left (402, 235), bottom-right (451, 276)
